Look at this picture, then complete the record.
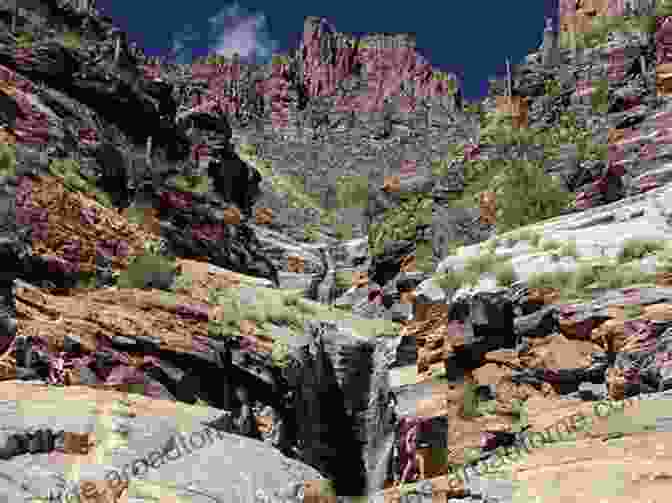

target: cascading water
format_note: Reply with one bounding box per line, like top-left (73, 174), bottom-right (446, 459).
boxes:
top-left (364, 333), bottom-right (404, 495)
top-left (315, 246), bottom-right (337, 304)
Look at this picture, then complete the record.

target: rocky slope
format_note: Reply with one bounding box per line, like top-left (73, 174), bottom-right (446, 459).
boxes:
top-left (1, 0), bottom-right (672, 502)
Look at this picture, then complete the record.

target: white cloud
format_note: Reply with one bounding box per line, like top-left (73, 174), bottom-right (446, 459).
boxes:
top-left (206, 2), bottom-right (279, 62)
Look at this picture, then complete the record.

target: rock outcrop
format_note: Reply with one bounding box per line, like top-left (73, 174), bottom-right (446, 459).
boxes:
top-left (4, 1), bottom-right (672, 502)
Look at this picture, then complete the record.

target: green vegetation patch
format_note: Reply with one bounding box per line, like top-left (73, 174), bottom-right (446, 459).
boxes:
top-left (335, 174), bottom-right (369, 209)
top-left (0, 143), bottom-right (16, 177)
top-left (206, 284), bottom-right (398, 348)
top-left (368, 193), bottom-right (432, 257)
top-left (116, 249), bottom-right (177, 290)
top-left (169, 174), bottom-right (211, 194)
top-left (57, 30), bottom-right (82, 50)
top-left (433, 251), bottom-right (512, 290)
top-left (48, 157), bottom-right (113, 207)
top-left (617, 238), bottom-right (665, 264)
top-left (489, 158), bottom-right (574, 234)
top-left (527, 258), bottom-right (659, 303)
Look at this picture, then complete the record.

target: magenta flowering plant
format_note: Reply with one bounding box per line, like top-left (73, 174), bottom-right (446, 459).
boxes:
top-left (174, 303), bottom-right (209, 322)
top-left (368, 288), bottom-right (383, 304)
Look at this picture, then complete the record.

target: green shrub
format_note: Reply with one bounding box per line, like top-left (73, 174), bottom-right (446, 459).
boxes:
top-left (434, 269), bottom-right (466, 291)
top-left (623, 304), bottom-right (644, 320)
top-left (172, 271), bottom-right (193, 291)
top-left (58, 30), bottom-right (82, 50)
top-left (526, 270), bottom-right (573, 290)
top-left (461, 382), bottom-right (481, 418)
top-left (572, 263), bottom-right (600, 291)
top-left (15, 32), bottom-right (33, 49)
top-left (494, 262), bottom-right (516, 287)
top-left (618, 239), bottom-right (665, 263)
top-left (0, 143), bottom-right (16, 177)
top-left (481, 238), bottom-right (498, 254)
top-left (304, 222), bottom-right (321, 242)
top-left (335, 175), bottom-right (369, 209)
top-left (528, 231), bottom-right (542, 247)
top-left (74, 271), bottom-right (98, 290)
top-left (544, 78), bottom-right (561, 98)
top-left (557, 239), bottom-right (578, 258)
top-left (334, 271), bottom-right (352, 289)
top-left (49, 157), bottom-right (113, 207)
top-left (171, 174), bottom-right (210, 194)
top-left (416, 240), bottom-right (434, 272)
top-left (334, 223), bottom-right (353, 241)
top-left (271, 339), bottom-right (291, 368)
top-left (368, 193), bottom-right (432, 257)
top-left (464, 252), bottom-right (500, 278)
top-left (490, 158), bottom-right (573, 234)
top-left (508, 228), bottom-right (539, 245)
top-left (591, 79), bottom-right (610, 115)
top-left (116, 252), bottom-right (177, 290)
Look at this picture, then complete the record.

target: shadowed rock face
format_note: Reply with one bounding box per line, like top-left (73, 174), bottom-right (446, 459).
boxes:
top-left (208, 151), bottom-right (262, 215)
top-left (95, 141), bottom-right (131, 211)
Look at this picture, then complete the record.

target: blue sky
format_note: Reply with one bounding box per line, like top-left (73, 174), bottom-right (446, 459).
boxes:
top-left (96, 0), bottom-right (558, 101)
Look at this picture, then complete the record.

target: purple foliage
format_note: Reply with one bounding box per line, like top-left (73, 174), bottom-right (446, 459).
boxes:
top-left (622, 367), bottom-right (641, 384)
top-left (105, 365), bottom-right (146, 385)
top-left (464, 143), bottom-right (480, 161)
top-left (639, 175), bottom-right (658, 193)
top-left (480, 431), bottom-right (497, 449)
top-left (115, 240), bottom-right (129, 257)
top-left (175, 303), bottom-right (209, 322)
top-left (96, 239), bottom-right (119, 258)
top-left (368, 288), bottom-right (383, 304)
top-left (191, 223), bottom-right (224, 242)
top-left (45, 255), bottom-right (78, 274)
top-left (240, 335), bottom-right (256, 352)
top-left (80, 206), bottom-right (97, 226)
top-left (191, 335), bottom-right (211, 353)
top-left (160, 190), bottom-right (193, 210)
top-left (62, 239), bottom-right (82, 265)
top-left (623, 319), bottom-right (657, 352)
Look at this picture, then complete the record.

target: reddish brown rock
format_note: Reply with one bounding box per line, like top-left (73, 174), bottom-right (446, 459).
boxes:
top-left (28, 176), bottom-right (157, 274)
top-left (255, 207), bottom-right (274, 225)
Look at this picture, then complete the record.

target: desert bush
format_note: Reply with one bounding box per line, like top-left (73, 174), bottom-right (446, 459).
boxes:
top-left (49, 157), bottom-right (113, 207)
top-left (572, 263), bottom-right (600, 291)
top-left (464, 252), bottom-right (500, 278)
top-left (271, 341), bottom-right (291, 368)
top-left (416, 240), bottom-right (434, 272)
top-left (526, 269), bottom-right (574, 290)
top-left (58, 30), bottom-right (82, 50)
top-left (434, 268), bottom-right (466, 291)
top-left (618, 239), bottom-right (665, 263)
top-left (171, 174), bottom-right (210, 194)
top-left (481, 238), bottom-right (498, 254)
top-left (303, 222), bottom-right (321, 242)
top-left (491, 158), bottom-right (573, 234)
top-left (335, 175), bottom-right (369, 209)
top-left (368, 193), bottom-right (432, 256)
top-left (494, 262), bottom-right (516, 287)
top-left (335, 271), bottom-right (353, 289)
top-left (591, 79), bottom-right (610, 114)
top-left (116, 250), bottom-right (177, 290)
top-left (171, 270), bottom-right (193, 291)
top-left (507, 228), bottom-right (540, 245)
top-left (334, 223), bottom-right (353, 241)
top-left (544, 78), bottom-right (561, 98)
top-left (623, 304), bottom-right (644, 320)
top-left (557, 239), bottom-right (578, 258)
top-left (0, 143), bottom-right (16, 177)
top-left (461, 382), bottom-right (481, 418)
